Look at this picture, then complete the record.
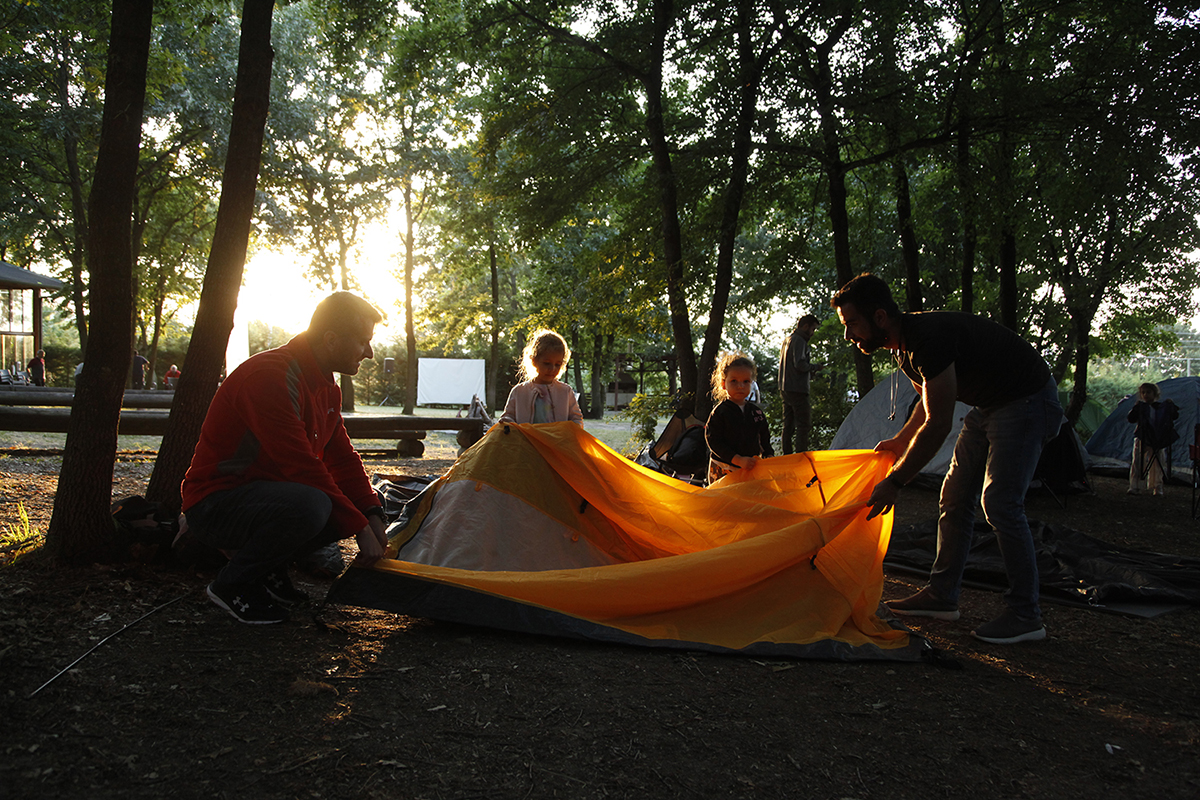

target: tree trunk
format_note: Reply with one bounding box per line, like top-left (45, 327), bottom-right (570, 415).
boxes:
top-left (488, 227), bottom-right (500, 411)
top-left (895, 159), bottom-right (922, 312)
top-left (59, 49), bottom-right (90, 352)
top-left (589, 332), bottom-right (605, 420)
top-left (145, 0), bottom-right (275, 514)
top-left (696, 0), bottom-right (768, 420)
top-left (45, 0), bottom-right (152, 564)
top-left (570, 328), bottom-right (586, 415)
top-left (644, 0), bottom-right (697, 406)
top-left (994, 0), bottom-right (1018, 330)
top-left (813, 46), bottom-right (874, 396)
top-left (403, 178), bottom-right (417, 414)
top-left (1065, 315), bottom-right (1091, 428)
top-left (998, 223), bottom-right (1018, 329)
top-left (957, 117), bottom-right (977, 315)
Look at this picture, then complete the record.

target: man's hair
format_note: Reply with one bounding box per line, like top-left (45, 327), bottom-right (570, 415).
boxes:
top-left (796, 314), bottom-right (818, 330)
top-left (308, 292), bottom-right (384, 338)
top-left (830, 273), bottom-right (900, 318)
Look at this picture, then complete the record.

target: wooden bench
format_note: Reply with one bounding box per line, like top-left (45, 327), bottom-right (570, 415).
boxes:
top-left (0, 388), bottom-right (174, 408)
top-left (0, 402), bottom-right (486, 457)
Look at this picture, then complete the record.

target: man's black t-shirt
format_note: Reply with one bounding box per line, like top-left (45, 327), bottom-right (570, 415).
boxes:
top-left (896, 312), bottom-right (1051, 408)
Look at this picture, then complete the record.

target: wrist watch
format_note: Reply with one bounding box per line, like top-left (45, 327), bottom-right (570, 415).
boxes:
top-left (363, 505), bottom-right (385, 520)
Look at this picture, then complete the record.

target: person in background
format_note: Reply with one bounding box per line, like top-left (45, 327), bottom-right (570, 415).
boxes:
top-left (778, 314), bottom-right (820, 454)
top-left (26, 350), bottom-right (46, 386)
top-left (181, 291), bottom-right (388, 625)
top-left (163, 364), bottom-right (181, 388)
top-left (705, 352), bottom-right (773, 484)
top-left (832, 273), bottom-right (1062, 645)
top-left (131, 351), bottom-right (149, 389)
top-left (500, 329), bottom-right (584, 425)
top-left (1127, 382), bottom-right (1179, 496)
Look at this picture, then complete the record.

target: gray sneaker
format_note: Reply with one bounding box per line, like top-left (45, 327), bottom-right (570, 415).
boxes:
top-left (887, 587), bottom-right (960, 620)
top-left (972, 609), bottom-right (1046, 644)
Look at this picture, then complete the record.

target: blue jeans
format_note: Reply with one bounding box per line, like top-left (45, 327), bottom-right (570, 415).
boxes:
top-left (929, 378), bottom-right (1063, 619)
top-left (186, 481), bottom-right (337, 586)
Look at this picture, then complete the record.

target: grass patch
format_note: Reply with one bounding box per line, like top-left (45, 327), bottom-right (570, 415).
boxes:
top-left (1, 502), bottom-right (42, 567)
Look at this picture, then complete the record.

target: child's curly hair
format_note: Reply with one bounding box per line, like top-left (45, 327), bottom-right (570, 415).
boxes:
top-left (519, 329), bottom-right (571, 382)
top-left (710, 351), bottom-right (756, 402)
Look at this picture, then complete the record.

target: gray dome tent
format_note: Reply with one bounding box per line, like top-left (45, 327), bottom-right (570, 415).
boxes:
top-left (830, 371), bottom-right (973, 480)
top-left (832, 370), bottom-right (1088, 494)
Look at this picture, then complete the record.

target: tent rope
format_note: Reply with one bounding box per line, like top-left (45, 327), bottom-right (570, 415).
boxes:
top-left (28, 591), bottom-right (190, 698)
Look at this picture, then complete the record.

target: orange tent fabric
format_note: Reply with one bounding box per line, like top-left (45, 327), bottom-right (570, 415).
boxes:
top-left (328, 422), bottom-right (919, 660)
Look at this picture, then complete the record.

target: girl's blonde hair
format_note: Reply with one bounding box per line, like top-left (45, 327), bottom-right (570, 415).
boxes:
top-left (1138, 382), bottom-right (1160, 402)
top-left (519, 329), bottom-right (571, 382)
top-left (710, 351), bottom-right (756, 402)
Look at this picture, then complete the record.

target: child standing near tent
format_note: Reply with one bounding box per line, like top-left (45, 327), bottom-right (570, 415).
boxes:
top-left (500, 329), bottom-right (584, 425)
top-left (706, 352), bottom-right (773, 484)
top-left (1128, 382), bottom-right (1179, 495)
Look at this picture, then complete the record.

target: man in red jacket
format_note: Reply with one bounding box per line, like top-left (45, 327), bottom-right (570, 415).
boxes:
top-left (182, 292), bottom-right (387, 624)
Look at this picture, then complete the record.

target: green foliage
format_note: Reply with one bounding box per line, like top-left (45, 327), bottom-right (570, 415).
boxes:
top-left (620, 392), bottom-right (676, 445)
top-left (1084, 360), bottom-right (1165, 412)
top-left (248, 320), bottom-right (294, 354)
top-left (1093, 313), bottom-right (1185, 361)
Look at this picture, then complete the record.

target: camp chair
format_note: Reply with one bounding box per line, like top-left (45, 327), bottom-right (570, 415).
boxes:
top-left (635, 408), bottom-right (708, 486)
top-left (1134, 402), bottom-right (1178, 484)
top-left (1190, 424), bottom-right (1200, 520)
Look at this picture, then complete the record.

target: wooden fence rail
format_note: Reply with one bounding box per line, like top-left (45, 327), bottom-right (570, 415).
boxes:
top-left (0, 401), bottom-right (486, 457)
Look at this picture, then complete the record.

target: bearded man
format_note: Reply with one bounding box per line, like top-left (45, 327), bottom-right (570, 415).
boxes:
top-left (832, 274), bottom-right (1063, 644)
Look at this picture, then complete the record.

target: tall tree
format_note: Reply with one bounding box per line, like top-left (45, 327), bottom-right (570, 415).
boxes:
top-left (45, 0), bottom-right (153, 563)
top-left (146, 0), bottom-right (276, 514)
top-left (258, 0), bottom-right (395, 411)
top-left (379, 5), bottom-right (468, 412)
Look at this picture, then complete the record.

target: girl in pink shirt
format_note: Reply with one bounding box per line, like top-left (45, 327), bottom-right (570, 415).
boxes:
top-left (500, 329), bottom-right (584, 424)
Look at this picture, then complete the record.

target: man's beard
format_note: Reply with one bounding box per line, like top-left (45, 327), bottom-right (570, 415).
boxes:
top-left (851, 321), bottom-right (889, 354)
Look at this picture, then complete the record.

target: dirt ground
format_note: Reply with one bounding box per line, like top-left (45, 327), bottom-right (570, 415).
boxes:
top-left (2, 449), bottom-right (1199, 799)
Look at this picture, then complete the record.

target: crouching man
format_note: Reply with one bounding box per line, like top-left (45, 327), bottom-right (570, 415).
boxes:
top-left (182, 292), bottom-right (389, 624)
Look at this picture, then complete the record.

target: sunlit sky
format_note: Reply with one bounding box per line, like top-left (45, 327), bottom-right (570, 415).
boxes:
top-left (236, 219), bottom-right (410, 344)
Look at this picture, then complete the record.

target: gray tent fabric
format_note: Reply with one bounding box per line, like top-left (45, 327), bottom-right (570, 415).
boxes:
top-left (885, 518), bottom-right (1200, 616)
top-left (833, 371), bottom-right (1087, 493)
top-left (830, 371), bottom-right (972, 478)
top-left (1085, 376), bottom-right (1198, 474)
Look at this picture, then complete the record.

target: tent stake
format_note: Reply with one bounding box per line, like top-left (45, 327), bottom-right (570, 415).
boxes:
top-left (28, 591), bottom-right (190, 698)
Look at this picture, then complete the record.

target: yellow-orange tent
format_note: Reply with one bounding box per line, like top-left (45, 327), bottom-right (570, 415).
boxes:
top-left (328, 422), bottom-right (921, 661)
